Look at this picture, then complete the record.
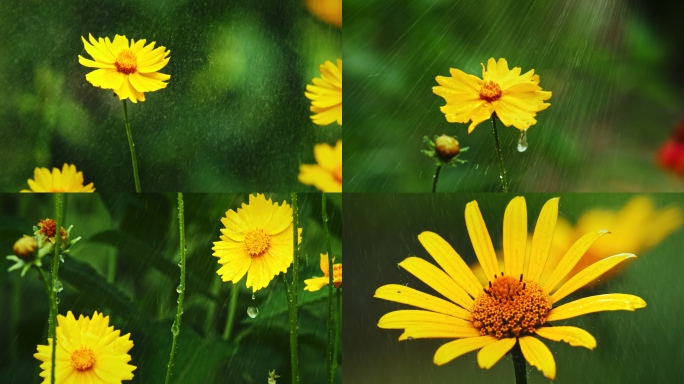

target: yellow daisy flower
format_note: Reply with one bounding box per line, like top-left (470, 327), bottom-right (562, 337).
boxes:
top-left (433, 58), bottom-right (552, 133)
top-left (34, 311), bottom-right (136, 383)
top-left (298, 140), bottom-right (342, 192)
top-left (79, 34), bottom-right (170, 103)
top-left (305, 0), bottom-right (342, 28)
top-left (305, 59), bottom-right (342, 126)
top-left (304, 253), bottom-right (342, 291)
top-left (212, 194), bottom-right (303, 293)
top-left (21, 164), bottom-right (95, 193)
top-left (375, 197), bottom-right (645, 380)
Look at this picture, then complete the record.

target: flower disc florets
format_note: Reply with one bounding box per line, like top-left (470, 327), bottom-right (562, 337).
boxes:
top-left (479, 80), bottom-right (502, 102)
top-left (471, 274), bottom-right (552, 339)
top-left (244, 229), bottom-right (271, 257)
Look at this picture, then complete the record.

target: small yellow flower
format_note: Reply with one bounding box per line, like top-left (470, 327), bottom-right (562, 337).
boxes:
top-left (299, 140), bottom-right (342, 192)
top-left (13, 236), bottom-right (37, 259)
top-left (34, 311), bottom-right (136, 383)
top-left (304, 253), bottom-right (342, 291)
top-left (21, 164), bottom-right (95, 193)
top-left (376, 197), bottom-right (645, 380)
top-left (212, 194), bottom-right (303, 293)
top-left (433, 58), bottom-right (552, 133)
top-left (305, 0), bottom-right (342, 28)
top-left (305, 59), bottom-right (342, 126)
top-left (79, 34), bottom-right (170, 103)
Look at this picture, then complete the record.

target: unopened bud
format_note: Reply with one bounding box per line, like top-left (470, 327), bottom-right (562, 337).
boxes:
top-left (13, 236), bottom-right (37, 259)
top-left (435, 135), bottom-right (460, 159)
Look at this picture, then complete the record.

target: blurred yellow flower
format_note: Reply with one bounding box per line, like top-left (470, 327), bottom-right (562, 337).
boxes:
top-left (34, 311), bottom-right (136, 383)
top-left (433, 58), bottom-right (551, 133)
top-left (306, 0), bottom-right (342, 28)
top-left (79, 34), bottom-right (170, 103)
top-left (299, 140), bottom-right (342, 192)
top-left (304, 253), bottom-right (342, 291)
top-left (305, 59), bottom-right (342, 126)
top-left (376, 197), bottom-right (645, 380)
top-left (21, 164), bottom-right (95, 193)
top-left (212, 194), bottom-right (303, 292)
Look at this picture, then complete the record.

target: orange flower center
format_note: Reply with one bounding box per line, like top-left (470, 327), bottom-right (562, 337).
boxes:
top-left (244, 229), bottom-right (271, 257)
top-left (71, 348), bottom-right (96, 371)
top-left (479, 80), bottom-right (502, 103)
top-left (37, 219), bottom-right (66, 239)
top-left (115, 49), bottom-right (137, 74)
top-left (333, 166), bottom-right (342, 184)
top-left (471, 275), bottom-right (552, 339)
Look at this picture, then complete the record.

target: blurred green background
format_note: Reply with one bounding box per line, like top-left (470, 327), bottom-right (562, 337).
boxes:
top-left (0, 0), bottom-right (340, 192)
top-left (344, 0), bottom-right (684, 192)
top-left (0, 193), bottom-right (342, 383)
top-left (344, 193), bottom-right (684, 383)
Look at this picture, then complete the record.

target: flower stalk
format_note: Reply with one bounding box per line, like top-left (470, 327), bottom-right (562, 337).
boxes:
top-left (49, 193), bottom-right (64, 384)
top-left (282, 192), bottom-right (301, 384)
top-left (491, 113), bottom-right (509, 192)
top-left (431, 165), bottom-right (442, 193)
top-left (165, 193), bottom-right (186, 384)
top-left (122, 100), bottom-right (141, 193)
top-left (333, 287), bottom-right (341, 375)
top-left (512, 343), bottom-right (527, 384)
top-left (322, 194), bottom-right (335, 383)
top-left (222, 283), bottom-right (239, 341)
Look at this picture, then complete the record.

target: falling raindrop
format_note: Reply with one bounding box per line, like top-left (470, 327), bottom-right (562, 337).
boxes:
top-left (517, 129), bottom-right (528, 152)
top-left (176, 285), bottom-right (182, 293)
top-left (247, 306), bottom-right (259, 318)
top-left (53, 280), bottom-right (63, 293)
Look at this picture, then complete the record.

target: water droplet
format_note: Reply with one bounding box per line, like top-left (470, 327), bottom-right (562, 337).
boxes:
top-left (247, 306), bottom-right (259, 318)
top-left (252, 293), bottom-right (255, 300)
top-left (177, 262), bottom-right (181, 267)
top-left (176, 285), bottom-right (182, 293)
top-left (53, 281), bottom-right (63, 293)
top-left (517, 129), bottom-right (528, 152)
top-left (407, 337), bottom-right (413, 341)
top-left (55, 296), bottom-right (60, 304)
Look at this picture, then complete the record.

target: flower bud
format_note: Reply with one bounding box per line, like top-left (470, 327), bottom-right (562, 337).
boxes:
top-left (434, 135), bottom-right (460, 160)
top-left (13, 236), bottom-right (37, 259)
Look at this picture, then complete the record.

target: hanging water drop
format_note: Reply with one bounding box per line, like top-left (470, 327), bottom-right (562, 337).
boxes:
top-left (407, 337), bottom-right (413, 341)
top-left (53, 280), bottom-right (63, 293)
top-left (247, 306), bottom-right (259, 318)
top-left (176, 285), bottom-right (182, 293)
top-left (517, 129), bottom-right (528, 152)
top-left (252, 293), bottom-right (255, 300)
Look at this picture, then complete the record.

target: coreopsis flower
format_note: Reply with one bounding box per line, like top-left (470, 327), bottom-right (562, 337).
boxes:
top-left (305, 0), bottom-right (342, 28)
top-left (34, 311), bottom-right (136, 383)
top-left (21, 164), bottom-right (95, 193)
top-left (376, 197), bottom-right (645, 380)
top-left (298, 140), bottom-right (342, 192)
top-left (79, 34), bottom-right (170, 103)
top-left (305, 59), bottom-right (342, 126)
top-left (657, 121), bottom-right (684, 176)
top-left (304, 253), bottom-right (342, 291)
top-left (212, 194), bottom-right (303, 292)
top-left (433, 58), bottom-right (552, 133)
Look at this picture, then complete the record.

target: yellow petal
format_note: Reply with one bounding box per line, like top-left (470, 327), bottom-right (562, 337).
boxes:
top-left (303, 276), bottom-right (328, 292)
top-left (465, 201), bottom-right (500, 282)
top-left (417, 231), bottom-right (483, 298)
top-left (519, 336), bottom-right (556, 380)
top-left (527, 197), bottom-right (559, 283)
top-left (551, 253), bottom-right (636, 303)
top-left (477, 338), bottom-right (516, 369)
top-left (399, 257), bottom-right (473, 310)
top-left (374, 284), bottom-right (471, 320)
top-left (535, 326), bottom-right (596, 349)
top-left (433, 336), bottom-right (498, 366)
top-left (379, 310), bottom-right (480, 341)
top-left (542, 230), bottom-right (610, 293)
top-left (78, 55), bottom-right (115, 69)
top-left (547, 294), bottom-right (646, 321)
top-left (503, 196), bottom-right (527, 279)
top-left (138, 57), bottom-right (170, 73)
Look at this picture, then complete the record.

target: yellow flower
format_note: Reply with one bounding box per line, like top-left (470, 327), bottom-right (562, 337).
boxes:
top-left (212, 194), bottom-right (303, 293)
top-left (304, 253), bottom-right (342, 291)
top-left (375, 197), bottom-right (645, 380)
top-left (34, 311), bottom-right (136, 383)
top-left (305, 59), bottom-right (342, 126)
top-left (433, 58), bottom-right (552, 133)
top-left (21, 164), bottom-right (95, 193)
top-left (298, 140), bottom-right (342, 192)
top-left (79, 34), bottom-right (170, 103)
top-left (305, 0), bottom-right (342, 28)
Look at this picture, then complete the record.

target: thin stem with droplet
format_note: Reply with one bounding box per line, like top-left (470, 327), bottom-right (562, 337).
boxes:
top-left (333, 287), bottom-right (341, 376)
top-left (431, 165), bottom-right (442, 193)
top-left (283, 192), bottom-right (300, 384)
top-left (512, 342), bottom-right (527, 384)
top-left (49, 193), bottom-right (63, 384)
top-left (491, 113), bottom-right (509, 192)
top-left (165, 193), bottom-right (186, 384)
top-left (322, 194), bottom-right (335, 384)
top-left (222, 282), bottom-right (239, 341)
top-left (122, 100), bottom-right (141, 193)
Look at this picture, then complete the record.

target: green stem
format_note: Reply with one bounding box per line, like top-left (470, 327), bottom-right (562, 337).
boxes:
top-left (512, 342), bottom-right (527, 384)
top-left (284, 192), bottom-right (300, 384)
top-left (122, 100), bottom-right (141, 193)
top-left (222, 283), bottom-right (239, 341)
top-left (322, 194), bottom-right (335, 384)
top-left (165, 193), bottom-right (186, 384)
top-left (431, 165), bottom-right (442, 193)
top-left (491, 113), bottom-right (509, 193)
top-left (49, 193), bottom-right (64, 384)
top-left (333, 288), bottom-right (341, 376)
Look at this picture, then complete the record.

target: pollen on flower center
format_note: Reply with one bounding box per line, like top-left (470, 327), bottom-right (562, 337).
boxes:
top-left (71, 348), bottom-right (96, 371)
top-left (115, 49), bottom-right (137, 74)
top-left (479, 80), bottom-right (502, 102)
top-left (471, 274), bottom-right (552, 339)
top-left (244, 229), bottom-right (271, 257)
